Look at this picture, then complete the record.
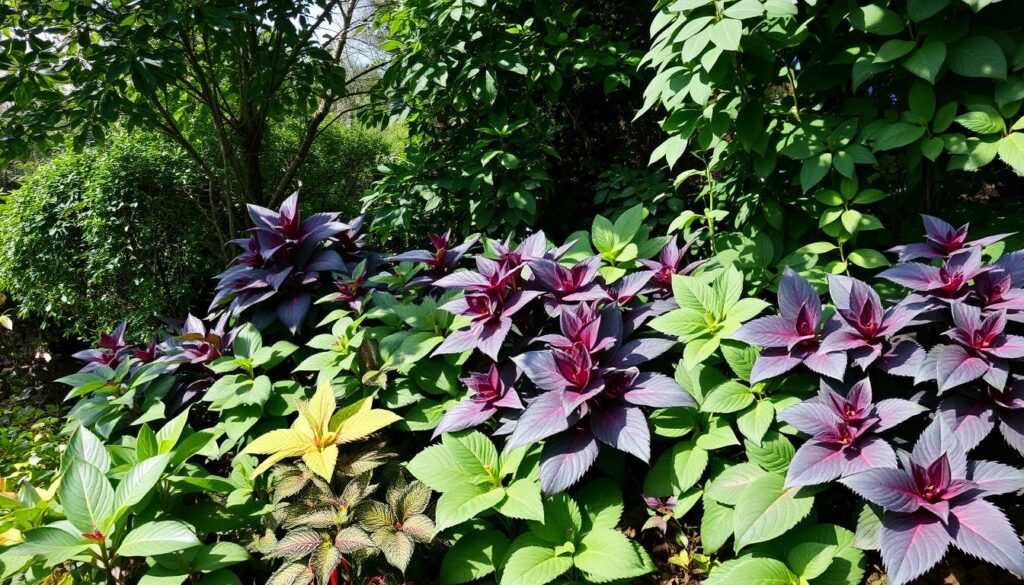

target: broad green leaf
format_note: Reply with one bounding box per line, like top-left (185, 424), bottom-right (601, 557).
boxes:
top-left (732, 473), bottom-right (814, 549)
top-left (955, 106), bottom-right (1006, 134)
top-left (528, 494), bottom-right (582, 545)
top-left (949, 35), bottom-right (1007, 79)
top-left (113, 453), bottom-right (171, 517)
top-left (700, 496), bottom-right (735, 554)
top-left (706, 462), bottom-right (769, 505)
top-left (903, 40), bottom-right (946, 83)
top-left (11, 527), bottom-right (90, 567)
top-left (696, 415), bottom-right (741, 450)
top-left (872, 122), bottom-right (926, 150)
top-left (591, 215), bottom-right (617, 253)
top-left (998, 133), bottom-right (1024, 175)
top-left (848, 5), bottom-right (903, 35)
top-left (847, 249), bottom-right (890, 269)
top-left (643, 440), bottom-right (707, 496)
top-left (612, 204), bottom-right (644, 244)
top-left (908, 0), bottom-right (949, 21)
top-left (493, 479), bottom-right (544, 521)
top-left (499, 534), bottom-right (572, 585)
top-left (444, 431), bottom-right (499, 484)
top-left (118, 521), bottom-right (201, 557)
top-left (436, 485), bottom-right (505, 531)
top-left (440, 528), bottom-right (508, 585)
top-left (710, 19), bottom-right (742, 52)
top-left (408, 444), bottom-right (478, 493)
top-left (800, 153), bottom-right (831, 192)
top-left (702, 381), bottom-right (755, 413)
top-left (746, 432), bottom-right (795, 473)
top-left (704, 557), bottom-right (796, 585)
top-left (59, 460), bottom-right (114, 534)
top-left (192, 541), bottom-right (250, 571)
top-left (156, 408), bottom-right (191, 453)
top-left (574, 529), bottom-right (654, 582)
top-left (736, 400), bottom-right (775, 446)
top-left (788, 542), bottom-right (837, 579)
top-left (575, 478), bottom-right (624, 532)
top-left (724, 0), bottom-right (765, 19)
top-left (63, 425), bottom-right (111, 473)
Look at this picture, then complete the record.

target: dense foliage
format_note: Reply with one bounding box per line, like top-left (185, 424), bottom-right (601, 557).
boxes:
top-left (362, 0), bottom-right (667, 240)
top-left (641, 0), bottom-right (1024, 284)
top-left (4, 1), bottom-right (1024, 585)
top-left (0, 133), bottom-right (218, 338)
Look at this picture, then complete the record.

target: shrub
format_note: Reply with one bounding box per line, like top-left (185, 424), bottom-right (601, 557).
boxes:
top-left (640, 0), bottom-right (1024, 283)
top-left (0, 133), bottom-right (218, 339)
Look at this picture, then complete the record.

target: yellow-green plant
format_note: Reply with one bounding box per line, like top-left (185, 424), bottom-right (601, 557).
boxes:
top-left (242, 384), bottom-right (402, 479)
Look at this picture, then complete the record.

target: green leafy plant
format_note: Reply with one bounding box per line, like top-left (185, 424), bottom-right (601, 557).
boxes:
top-left (408, 431), bottom-right (543, 531)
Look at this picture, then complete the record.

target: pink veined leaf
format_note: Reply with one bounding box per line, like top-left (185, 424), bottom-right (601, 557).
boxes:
top-left (785, 440), bottom-right (847, 487)
top-left (840, 468), bottom-right (921, 513)
top-left (505, 391), bottom-right (572, 451)
top-left (948, 499), bottom-right (1024, 577)
top-left (538, 428), bottom-right (599, 495)
top-left (590, 404), bottom-right (650, 462)
top-left (841, 436), bottom-right (898, 476)
top-left (934, 344), bottom-right (989, 391)
top-left (874, 398), bottom-right (929, 432)
top-left (777, 401), bottom-right (842, 436)
top-left (968, 460), bottom-right (1024, 496)
top-left (936, 396), bottom-right (996, 452)
top-left (910, 418), bottom-right (967, 479)
top-left (621, 372), bottom-right (694, 408)
top-left (879, 511), bottom-right (951, 585)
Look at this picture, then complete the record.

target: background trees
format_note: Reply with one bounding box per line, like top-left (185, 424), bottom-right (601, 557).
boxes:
top-left (0, 0), bottom-right (388, 243)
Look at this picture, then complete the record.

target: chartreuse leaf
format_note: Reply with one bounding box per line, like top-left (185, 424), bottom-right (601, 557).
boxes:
top-left (118, 521), bottom-right (201, 557)
top-left (573, 528), bottom-right (654, 583)
top-left (440, 527), bottom-right (509, 585)
top-left (243, 384), bottom-right (400, 479)
top-left (59, 459), bottom-right (114, 535)
top-left (436, 484), bottom-right (506, 531)
top-left (493, 479), bottom-right (543, 521)
top-left (408, 443), bottom-right (478, 493)
top-left (444, 431), bottom-right (499, 484)
top-left (787, 542), bottom-right (837, 579)
top-left (700, 496), bottom-right (735, 554)
top-left (528, 493), bottom-right (582, 545)
top-left (704, 557), bottom-right (796, 585)
top-left (499, 533), bottom-right (572, 585)
top-left (732, 473), bottom-right (814, 550)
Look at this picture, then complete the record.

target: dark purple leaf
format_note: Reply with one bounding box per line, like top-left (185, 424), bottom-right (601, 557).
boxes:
top-left (538, 428), bottom-right (599, 495)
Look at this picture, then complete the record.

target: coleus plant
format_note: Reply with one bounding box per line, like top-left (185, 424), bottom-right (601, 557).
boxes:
top-left (780, 378), bottom-right (925, 487)
top-left (842, 418), bottom-right (1024, 585)
top-left (920, 302), bottom-right (1024, 391)
top-left (939, 375), bottom-right (1024, 455)
top-left (820, 275), bottom-right (922, 375)
top-left (732, 267), bottom-right (846, 383)
top-left (251, 457), bottom-right (434, 582)
top-left (241, 383), bottom-right (401, 479)
top-left (889, 214), bottom-right (1013, 261)
top-left (407, 430), bottom-right (543, 530)
top-left (211, 192), bottom-right (353, 334)
top-left (387, 230), bottom-right (480, 288)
